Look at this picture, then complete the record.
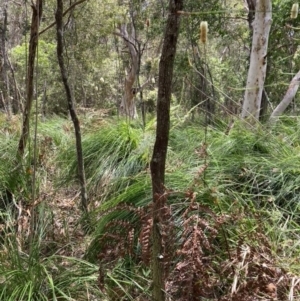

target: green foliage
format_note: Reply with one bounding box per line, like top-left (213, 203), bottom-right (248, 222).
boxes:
top-left (3, 0), bottom-right (300, 296)
top-left (103, 260), bottom-right (151, 300)
top-left (205, 120), bottom-right (300, 214)
top-left (2, 108), bottom-right (300, 299)
top-left (37, 117), bottom-right (73, 148)
top-left (0, 114), bottom-right (109, 300)
top-left (266, 0), bottom-right (300, 109)
top-left (0, 115), bottom-right (73, 207)
top-left (10, 39), bottom-right (65, 114)
top-left (82, 116), bottom-right (300, 299)
top-left (11, 40), bottom-right (56, 71)
top-left (58, 120), bottom-right (154, 201)
top-left (0, 132), bottom-right (18, 195)
top-left (0, 208), bottom-right (102, 301)
top-left (0, 119), bottom-right (33, 204)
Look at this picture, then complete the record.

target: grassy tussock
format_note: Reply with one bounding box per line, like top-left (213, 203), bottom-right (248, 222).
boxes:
top-left (83, 117), bottom-right (300, 299)
top-left (2, 113), bottom-right (300, 299)
top-left (57, 120), bottom-right (154, 203)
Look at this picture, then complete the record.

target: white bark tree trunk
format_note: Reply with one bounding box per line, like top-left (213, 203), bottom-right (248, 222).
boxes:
top-left (270, 70), bottom-right (300, 121)
top-left (241, 0), bottom-right (272, 122)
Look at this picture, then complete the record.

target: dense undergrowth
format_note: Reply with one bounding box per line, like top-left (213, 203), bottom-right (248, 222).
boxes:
top-left (1, 112), bottom-right (300, 300)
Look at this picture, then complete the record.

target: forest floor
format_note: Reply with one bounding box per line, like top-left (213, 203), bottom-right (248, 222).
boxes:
top-left (2, 112), bottom-right (300, 300)
top-left (46, 188), bottom-right (86, 258)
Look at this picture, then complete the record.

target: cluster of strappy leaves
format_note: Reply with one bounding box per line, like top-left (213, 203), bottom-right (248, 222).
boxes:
top-left (52, 116), bottom-right (300, 300)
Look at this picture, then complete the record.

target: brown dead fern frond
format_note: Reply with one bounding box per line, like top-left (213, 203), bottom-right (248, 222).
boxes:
top-left (196, 163), bottom-right (209, 179)
top-left (97, 219), bottom-right (134, 262)
top-left (95, 204), bottom-right (149, 292)
top-left (159, 203), bottom-right (176, 277)
top-left (139, 212), bottom-right (153, 264)
top-left (95, 204), bottom-right (149, 263)
top-left (151, 188), bottom-right (177, 278)
top-left (167, 199), bottom-right (220, 300)
top-left (96, 192), bottom-right (177, 269)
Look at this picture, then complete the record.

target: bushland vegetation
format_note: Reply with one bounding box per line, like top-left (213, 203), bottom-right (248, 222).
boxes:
top-left (1, 0), bottom-right (300, 300)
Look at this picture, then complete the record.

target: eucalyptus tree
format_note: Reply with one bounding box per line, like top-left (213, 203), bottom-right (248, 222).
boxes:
top-left (115, 20), bottom-right (141, 118)
top-left (264, 0), bottom-right (300, 118)
top-left (114, 0), bottom-right (162, 119)
top-left (270, 70), bottom-right (300, 120)
top-left (241, 0), bottom-right (272, 122)
top-left (242, 0), bottom-right (300, 121)
top-left (269, 3), bottom-right (300, 120)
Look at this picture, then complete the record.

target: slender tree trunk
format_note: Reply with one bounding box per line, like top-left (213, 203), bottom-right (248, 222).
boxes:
top-left (150, 0), bottom-right (183, 300)
top-left (259, 89), bottom-right (269, 121)
top-left (41, 80), bottom-right (47, 121)
top-left (0, 0), bottom-right (11, 116)
top-left (56, 0), bottom-right (88, 213)
top-left (270, 70), bottom-right (300, 121)
top-left (241, 0), bottom-right (272, 122)
top-left (17, 0), bottom-right (43, 157)
top-left (8, 57), bottom-right (21, 113)
top-left (116, 23), bottom-right (151, 119)
top-left (116, 23), bottom-right (139, 119)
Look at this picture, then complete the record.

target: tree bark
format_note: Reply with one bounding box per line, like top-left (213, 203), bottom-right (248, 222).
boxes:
top-left (245, 0), bottom-right (256, 31)
top-left (17, 0), bottom-right (43, 157)
top-left (56, 0), bottom-right (88, 213)
top-left (115, 23), bottom-right (140, 119)
top-left (0, 0), bottom-right (11, 116)
top-left (245, 0), bottom-right (269, 122)
top-left (150, 0), bottom-right (183, 300)
top-left (241, 0), bottom-right (272, 122)
top-left (270, 70), bottom-right (300, 121)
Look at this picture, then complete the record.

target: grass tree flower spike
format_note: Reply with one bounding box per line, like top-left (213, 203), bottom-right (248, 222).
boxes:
top-left (200, 21), bottom-right (208, 44)
top-left (291, 3), bottom-right (299, 19)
